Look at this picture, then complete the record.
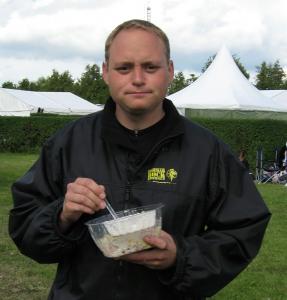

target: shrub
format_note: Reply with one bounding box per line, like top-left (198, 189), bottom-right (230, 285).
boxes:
top-left (0, 115), bottom-right (79, 152)
top-left (0, 115), bottom-right (286, 172)
top-left (190, 117), bottom-right (287, 171)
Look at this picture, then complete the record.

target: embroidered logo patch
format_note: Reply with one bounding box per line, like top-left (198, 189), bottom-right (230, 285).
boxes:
top-left (166, 168), bottom-right (178, 182)
top-left (147, 168), bottom-right (178, 184)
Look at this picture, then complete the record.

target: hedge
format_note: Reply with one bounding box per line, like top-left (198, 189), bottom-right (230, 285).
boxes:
top-left (0, 115), bottom-right (286, 172)
top-left (190, 117), bottom-right (287, 171)
top-left (0, 115), bottom-right (79, 153)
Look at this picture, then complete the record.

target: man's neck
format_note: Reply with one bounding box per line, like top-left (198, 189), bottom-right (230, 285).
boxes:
top-left (115, 105), bottom-right (165, 131)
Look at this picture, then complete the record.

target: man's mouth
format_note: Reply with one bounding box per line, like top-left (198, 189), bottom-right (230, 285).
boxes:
top-left (125, 91), bottom-right (152, 95)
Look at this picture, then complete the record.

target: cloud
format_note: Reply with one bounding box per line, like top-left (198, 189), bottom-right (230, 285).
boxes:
top-left (0, 0), bottom-right (286, 84)
top-left (32, 0), bottom-right (56, 9)
top-left (0, 8), bottom-right (108, 59)
top-left (0, 56), bottom-right (97, 84)
top-left (162, 0), bottom-right (286, 74)
top-left (163, 0), bottom-right (266, 53)
top-left (0, 0), bottom-right (149, 60)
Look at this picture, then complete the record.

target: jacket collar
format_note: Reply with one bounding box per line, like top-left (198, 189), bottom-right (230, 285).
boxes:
top-left (101, 97), bottom-right (185, 151)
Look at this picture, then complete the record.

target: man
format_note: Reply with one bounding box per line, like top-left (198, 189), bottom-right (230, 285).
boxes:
top-left (9, 19), bottom-right (270, 300)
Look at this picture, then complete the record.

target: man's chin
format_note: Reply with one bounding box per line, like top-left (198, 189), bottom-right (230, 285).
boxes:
top-left (126, 106), bottom-right (148, 116)
top-left (123, 100), bottom-right (151, 115)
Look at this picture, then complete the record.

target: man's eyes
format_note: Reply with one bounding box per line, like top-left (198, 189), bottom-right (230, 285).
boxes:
top-left (145, 65), bottom-right (159, 72)
top-left (114, 65), bottom-right (160, 73)
top-left (115, 66), bottom-right (130, 73)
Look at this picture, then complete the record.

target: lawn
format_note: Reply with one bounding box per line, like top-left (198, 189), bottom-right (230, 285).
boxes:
top-left (0, 153), bottom-right (56, 300)
top-left (0, 153), bottom-right (286, 299)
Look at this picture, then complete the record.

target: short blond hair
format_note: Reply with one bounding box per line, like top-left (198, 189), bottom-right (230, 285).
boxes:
top-left (105, 19), bottom-right (170, 62)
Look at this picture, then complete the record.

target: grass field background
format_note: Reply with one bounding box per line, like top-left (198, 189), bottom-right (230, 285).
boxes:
top-left (0, 153), bottom-right (286, 299)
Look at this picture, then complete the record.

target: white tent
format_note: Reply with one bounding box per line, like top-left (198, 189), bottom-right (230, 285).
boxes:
top-left (0, 88), bottom-right (103, 116)
top-left (40, 92), bottom-right (103, 115)
top-left (259, 90), bottom-right (285, 98)
top-left (168, 46), bottom-right (286, 113)
top-left (0, 89), bottom-right (31, 116)
top-left (260, 90), bottom-right (287, 110)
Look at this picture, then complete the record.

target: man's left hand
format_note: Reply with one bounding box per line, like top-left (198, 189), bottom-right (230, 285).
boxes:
top-left (119, 230), bottom-right (177, 270)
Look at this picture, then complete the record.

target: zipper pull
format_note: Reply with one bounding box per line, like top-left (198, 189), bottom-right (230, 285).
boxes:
top-left (125, 182), bottom-right (131, 202)
top-left (124, 182), bottom-right (132, 209)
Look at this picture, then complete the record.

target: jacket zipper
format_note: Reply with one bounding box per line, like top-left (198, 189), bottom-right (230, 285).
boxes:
top-left (124, 181), bottom-right (132, 209)
top-left (135, 132), bottom-right (182, 173)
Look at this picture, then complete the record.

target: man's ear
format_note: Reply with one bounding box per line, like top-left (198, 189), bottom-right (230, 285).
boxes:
top-left (102, 62), bottom-right (109, 85)
top-left (168, 60), bottom-right (174, 83)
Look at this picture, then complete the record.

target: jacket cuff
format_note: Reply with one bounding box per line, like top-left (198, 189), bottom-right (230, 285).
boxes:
top-left (158, 235), bottom-right (186, 285)
top-left (53, 199), bottom-right (87, 243)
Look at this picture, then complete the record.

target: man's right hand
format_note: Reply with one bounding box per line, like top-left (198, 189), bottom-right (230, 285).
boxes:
top-left (59, 178), bottom-right (106, 231)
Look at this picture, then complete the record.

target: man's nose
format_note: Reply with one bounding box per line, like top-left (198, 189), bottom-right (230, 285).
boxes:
top-left (132, 67), bottom-right (145, 86)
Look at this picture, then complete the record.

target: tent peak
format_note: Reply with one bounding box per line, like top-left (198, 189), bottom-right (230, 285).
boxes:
top-left (168, 46), bottom-right (285, 112)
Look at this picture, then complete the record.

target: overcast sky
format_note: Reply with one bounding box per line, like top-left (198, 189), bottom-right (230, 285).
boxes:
top-left (0, 0), bottom-right (286, 84)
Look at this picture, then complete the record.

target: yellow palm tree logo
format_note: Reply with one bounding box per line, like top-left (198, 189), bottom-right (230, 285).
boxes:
top-left (166, 169), bottom-right (178, 182)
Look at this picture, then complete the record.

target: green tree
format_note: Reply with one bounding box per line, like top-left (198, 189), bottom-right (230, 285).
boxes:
top-left (167, 71), bottom-right (197, 95)
top-left (202, 54), bottom-right (250, 79)
top-left (34, 76), bottom-right (47, 91)
top-left (201, 55), bottom-right (215, 73)
top-left (74, 64), bottom-right (109, 104)
top-left (255, 61), bottom-right (268, 89)
top-left (48, 70), bottom-right (75, 92)
top-left (255, 60), bottom-right (286, 90)
top-left (271, 61), bottom-right (286, 88)
top-left (17, 78), bottom-right (38, 91)
top-left (1, 81), bottom-right (16, 89)
top-left (35, 70), bottom-right (75, 92)
top-left (189, 73), bottom-right (198, 83)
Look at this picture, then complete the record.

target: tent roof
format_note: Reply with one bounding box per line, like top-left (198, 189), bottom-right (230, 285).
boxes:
top-left (0, 89), bottom-right (30, 116)
top-left (40, 92), bottom-right (102, 113)
top-left (0, 88), bottom-right (102, 115)
top-left (260, 90), bottom-right (287, 109)
top-left (259, 90), bottom-right (285, 98)
top-left (168, 46), bottom-right (286, 112)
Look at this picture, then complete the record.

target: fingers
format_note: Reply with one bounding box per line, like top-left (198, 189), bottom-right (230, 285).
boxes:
top-left (74, 178), bottom-right (106, 199)
top-left (61, 178), bottom-right (107, 225)
top-left (144, 235), bottom-right (167, 250)
top-left (66, 179), bottom-right (106, 211)
top-left (74, 178), bottom-right (106, 202)
top-left (119, 230), bottom-right (177, 270)
top-left (120, 248), bottom-right (169, 269)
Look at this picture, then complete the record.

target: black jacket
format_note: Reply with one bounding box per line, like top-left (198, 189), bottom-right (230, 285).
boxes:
top-left (9, 99), bottom-right (271, 300)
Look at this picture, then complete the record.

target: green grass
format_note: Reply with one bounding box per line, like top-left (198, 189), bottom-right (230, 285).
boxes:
top-left (212, 184), bottom-right (287, 299)
top-left (0, 153), bottom-right (56, 300)
top-left (0, 153), bottom-right (286, 299)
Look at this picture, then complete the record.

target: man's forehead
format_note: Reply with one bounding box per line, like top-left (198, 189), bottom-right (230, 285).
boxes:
top-left (106, 28), bottom-right (169, 65)
top-left (110, 31), bottom-right (165, 53)
top-left (108, 48), bottom-right (166, 64)
top-left (114, 27), bottom-right (156, 38)
top-left (110, 28), bottom-right (163, 47)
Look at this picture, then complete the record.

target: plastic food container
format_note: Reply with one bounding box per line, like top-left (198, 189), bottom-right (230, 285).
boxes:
top-left (86, 203), bottom-right (163, 258)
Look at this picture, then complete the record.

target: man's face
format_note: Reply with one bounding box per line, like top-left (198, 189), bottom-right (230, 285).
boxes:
top-left (103, 29), bottom-right (174, 118)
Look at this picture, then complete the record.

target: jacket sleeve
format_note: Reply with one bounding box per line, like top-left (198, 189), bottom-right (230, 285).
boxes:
top-left (8, 140), bottom-right (86, 264)
top-left (158, 141), bottom-right (271, 297)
